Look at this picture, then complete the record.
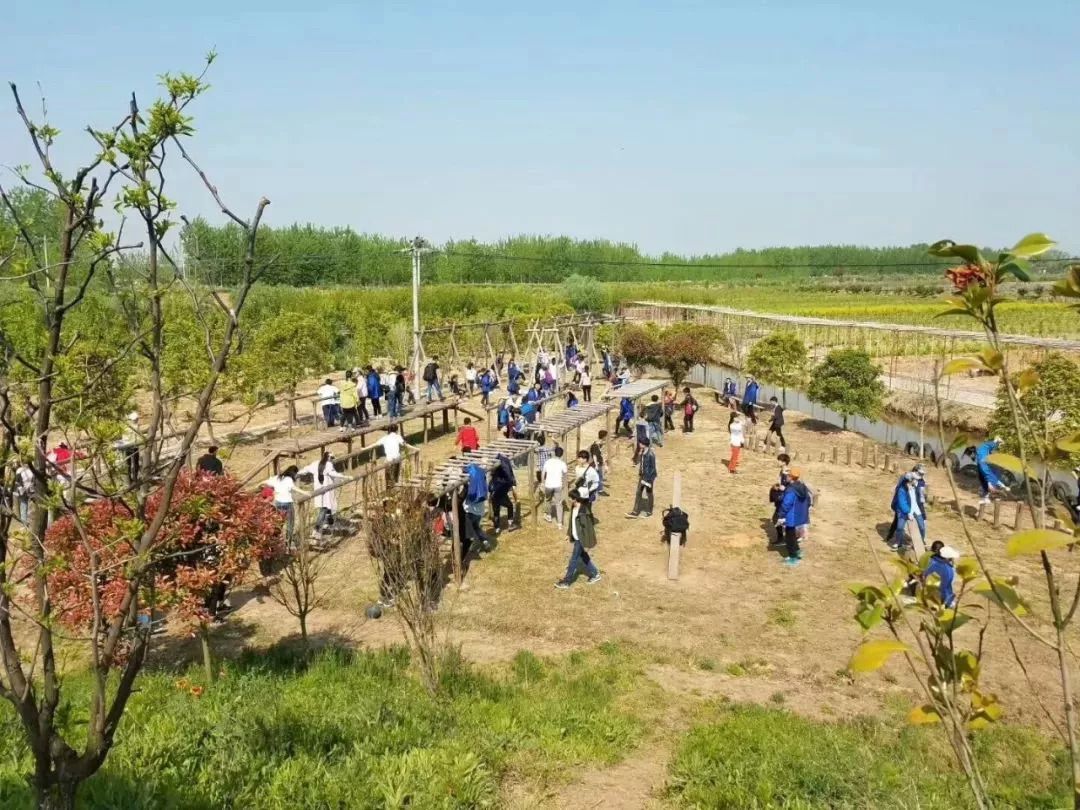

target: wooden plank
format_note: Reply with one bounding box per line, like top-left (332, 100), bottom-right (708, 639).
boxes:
top-left (451, 489), bottom-right (463, 586)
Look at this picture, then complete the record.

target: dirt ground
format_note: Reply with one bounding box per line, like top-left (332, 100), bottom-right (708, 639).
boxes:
top-left (152, 385), bottom-right (1075, 808)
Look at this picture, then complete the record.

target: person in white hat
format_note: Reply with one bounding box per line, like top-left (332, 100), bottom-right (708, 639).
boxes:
top-left (924, 541), bottom-right (959, 608)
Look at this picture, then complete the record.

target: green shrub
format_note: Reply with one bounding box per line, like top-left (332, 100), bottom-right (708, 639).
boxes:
top-left (666, 704), bottom-right (1066, 809)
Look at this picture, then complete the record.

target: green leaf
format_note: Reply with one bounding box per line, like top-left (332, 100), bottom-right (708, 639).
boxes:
top-left (941, 357), bottom-right (983, 377)
top-left (849, 639), bottom-right (910, 673)
top-left (1017, 368), bottom-right (1040, 394)
top-left (954, 558), bottom-right (980, 582)
top-left (1056, 433), bottom-right (1080, 453)
top-left (947, 434), bottom-right (970, 454)
top-left (937, 610), bottom-right (974, 632)
top-left (908, 704), bottom-right (942, 725)
top-left (929, 240), bottom-right (983, 264)
top-left (935, 307), bottom-right (972, 319)
top-left (986, 452), bottom-right (1033, 478)
top-left (856, 602), bottom-right (886, 631)
top-left (977, 348), bottom-right (1003, 372)
top-left (999, 259), bottom-right (1032, 282)
top-left (974, 581), bottom-right (1029, 616)
top-left (1006, 528), bottom-right (1075, 557)
top-left (1010, 232), bottom-right (1056, 258)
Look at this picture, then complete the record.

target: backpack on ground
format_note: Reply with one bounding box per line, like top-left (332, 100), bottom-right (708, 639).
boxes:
top-left (661, 506), bottom-right (689, 545)
top-left (423, 362), bottom-right (437, 383)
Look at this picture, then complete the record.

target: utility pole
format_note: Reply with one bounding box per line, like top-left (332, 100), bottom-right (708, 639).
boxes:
top-left (408, 236), bottom-right (431, 404)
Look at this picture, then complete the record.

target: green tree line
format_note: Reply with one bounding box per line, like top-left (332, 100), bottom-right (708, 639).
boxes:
top-left (178, 218), bottom-right (1075, 287)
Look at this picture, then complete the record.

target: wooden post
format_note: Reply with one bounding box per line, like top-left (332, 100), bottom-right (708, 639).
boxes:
top-left (576, 426), bottom-right (582, 456)
top-left (442, 407), bottom-right (449, 434)
top-left (872, 447), bottom-right (878, 469)
top-left (1014, 502), bottom-right (1025, 530)
top-left (667, 472), bottom-right (682, 580)
top-left (529, 449), bottom-right (539, 528)
top-left (451, 489), bottom-right (463, 586)
top-left (861, 443), bottom-right (868, 467)
top-left (992, 500), bottom-right (1002, 528)
top-left (976, 501), bottom-right (987, 522)
top-left (819, 451), bottom-right (825, 463)
top-left (883, 454), bottom-right (890, 472)
top-left (831, 446), bottom-right (839, 465)
top-left (845, 446), bottom-right (852, 466)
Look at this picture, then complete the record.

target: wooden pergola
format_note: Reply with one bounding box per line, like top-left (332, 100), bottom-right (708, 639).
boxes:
top-left (403, 437), bottom-right (539, 585)
top-left (601, 378), bottom-right (667, 403)
top-left (526, 402), bottom-right (616, 456)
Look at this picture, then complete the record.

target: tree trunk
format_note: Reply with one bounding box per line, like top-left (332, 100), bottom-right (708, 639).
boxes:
top-left (200, 627), bottom-right (215, 683)
top-left (299, 612), bottom-right (308, 645)
top-left (37, 779), bottom-right (78, 810)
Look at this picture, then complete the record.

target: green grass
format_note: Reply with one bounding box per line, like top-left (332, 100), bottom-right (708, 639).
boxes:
top-left (667, 703), bottom-right (1067, 809)
top-left (0, 644), bottom-right (645, 809)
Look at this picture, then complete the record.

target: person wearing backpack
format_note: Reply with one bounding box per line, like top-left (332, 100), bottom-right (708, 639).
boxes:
top-left (555, 486), bottom-right (602, 589)
top-left (680, 387), bottom-right (699, 433)
top-left (391, 368), bottom-right (407, 418)
top-left (423, 356), bottom-right (444, 403)
top-left (462, 449), bottom-right (492, 552)
top-left (626, 438), bottom-right (657, 519)
top-left (777, 468), bottom-right (810, 566)
top-left (489, 453), bottom-right (519, 534)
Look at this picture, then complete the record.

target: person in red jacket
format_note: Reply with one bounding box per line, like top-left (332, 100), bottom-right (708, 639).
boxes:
top-left (456, 417), bottom-right (480, 452)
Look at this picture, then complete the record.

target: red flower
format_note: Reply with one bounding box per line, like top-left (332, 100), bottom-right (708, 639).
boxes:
top-left (946, 263), bottom-right (988, 293)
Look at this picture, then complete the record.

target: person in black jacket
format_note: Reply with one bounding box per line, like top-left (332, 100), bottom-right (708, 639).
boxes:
top-left (766, 397), bottom-right (786, 450)
top-left (196, 445), bottom-right (224, 476)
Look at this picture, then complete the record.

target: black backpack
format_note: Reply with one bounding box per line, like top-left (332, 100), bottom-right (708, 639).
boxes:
top-left (423, 362), bottom-right (437, 382)
top-left (661, 507), bottom-right (689, 545)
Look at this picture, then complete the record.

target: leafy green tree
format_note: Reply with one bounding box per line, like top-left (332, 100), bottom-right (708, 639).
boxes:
top-left (561, 273), bottom-right (607, 313)
top-left (656, 323), bottom-right (722, 387)
top-left (987, 353), bottom-right (1080, 464)
top-left (235, 312), bottom-right (334, 419)
top-left (746, 331), bottom-right (808, 403)
top-left (806, 349), bottom-right (885, 428)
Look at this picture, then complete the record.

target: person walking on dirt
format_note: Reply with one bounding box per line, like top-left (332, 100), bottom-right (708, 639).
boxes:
top-left (885, 464), bottom-right (927, 546)
top-left (776, 468), bottom-right (810, 566)
top-left (645, 394), bottom-right (664, 447)
top-left (626, 438), bottom-right (657, 519)
top-left (766, 396), bottom-right (786, 450)
top-left (975, 437), bottom-right (1005, 504)
top-left (480, 367), bottom-right (496, 406)
top-left (742, 376), bottom-right (760, 424)
top-left (465, 362), bottom-right (477, 395)
top-left (590, 430), bottom-right (609, 496)
top-left (663, 390), bottom-right (676, 432)
top-left (555, 486), bottom-right (602, 589)
top-left (423, 356), bottom-right (444, 402)
top-left (680, 387), bottom-right (699, 433)
top-left (728, 414), bottom-right (746, 473)
top-left (888, 471), bottom-right (926, 553)
top-left (541, 446), bottom-right (569, 529)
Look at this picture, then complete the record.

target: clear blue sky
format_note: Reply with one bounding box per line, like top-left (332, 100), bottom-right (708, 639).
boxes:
top-left (5, 0), bottom-right (1079, 255)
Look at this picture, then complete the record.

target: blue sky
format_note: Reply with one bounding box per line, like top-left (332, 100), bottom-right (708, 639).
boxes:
top-left (5, 0), bottom-right (1079, 255)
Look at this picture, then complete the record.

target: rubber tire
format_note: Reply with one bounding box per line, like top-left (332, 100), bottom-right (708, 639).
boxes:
top-left (904, 441), bottom-right (920, 457)
top-left (1050, 482), bottom-right (1072, 505)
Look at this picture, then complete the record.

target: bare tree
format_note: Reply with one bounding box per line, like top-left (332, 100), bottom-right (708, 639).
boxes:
top-left (365, 484), bottom-right (445, 693)
top-left (270, 506), bottom-right (334, 646)
top-left (0, 56), bottom-right (271, 809)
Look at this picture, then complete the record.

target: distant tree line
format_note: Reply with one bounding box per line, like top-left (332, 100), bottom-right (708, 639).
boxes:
top-left (177, 218), bottom-right (1075, 287)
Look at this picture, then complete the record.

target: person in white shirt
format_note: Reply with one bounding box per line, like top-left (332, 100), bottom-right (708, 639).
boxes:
top-left (264, 465), bottom-right (309, 548)
top-left (464, 362), bottom-right (477, 395)
top-left (316, 379), bottom-right (341, 429)
top-left (574, 450), bottom-right (600, 502)
top-left (580, 366), bottom-right (592, 402)
top-left (728, 415), bottom-right (745, 473)
top-left (13, 460), bottom-right (35, 525)
top-left (541, 446), bottom-right (569, 528)
top-left (355, 372), bottom-right (370, 423)
top-left (375, 425), bottom-right (408, 484)
top-left (303, 451), bottom-right (348, 534)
